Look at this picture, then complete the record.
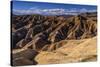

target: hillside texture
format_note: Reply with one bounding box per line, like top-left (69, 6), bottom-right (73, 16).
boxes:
top-left (11, 12), bottom-right (97, 66)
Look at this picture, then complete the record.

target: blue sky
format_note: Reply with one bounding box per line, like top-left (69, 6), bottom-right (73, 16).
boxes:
top-left (11, 1), bottom-right (97, 15)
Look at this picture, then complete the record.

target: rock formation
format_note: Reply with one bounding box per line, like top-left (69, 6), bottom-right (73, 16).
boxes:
top-left (11, 12), bottom-right (97, 66)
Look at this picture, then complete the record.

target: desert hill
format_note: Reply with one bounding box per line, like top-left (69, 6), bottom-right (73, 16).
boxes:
top-left (35, 36), bottom-right (97, 64)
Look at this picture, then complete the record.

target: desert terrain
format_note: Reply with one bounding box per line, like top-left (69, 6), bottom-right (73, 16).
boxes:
top-left (11, 12), bottom-right (97, 66)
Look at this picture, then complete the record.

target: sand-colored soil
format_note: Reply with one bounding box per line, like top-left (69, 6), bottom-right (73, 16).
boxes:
top-left (35, 37), bottom-right (97, 64)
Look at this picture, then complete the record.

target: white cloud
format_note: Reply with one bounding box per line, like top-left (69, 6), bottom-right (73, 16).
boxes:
top-left (30, 7), bottom-right (39, 10)
top-left (79, 8), bottom-right (88, 12)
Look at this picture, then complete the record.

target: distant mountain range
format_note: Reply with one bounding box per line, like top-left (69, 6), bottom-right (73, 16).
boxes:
top-left (12, 8), bottom-right (97, 15)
